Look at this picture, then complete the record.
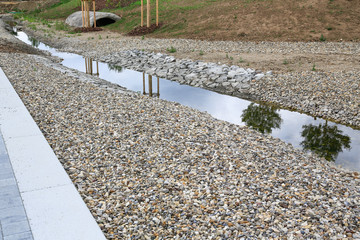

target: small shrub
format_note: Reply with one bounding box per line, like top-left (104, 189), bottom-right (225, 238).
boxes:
top-left (320, 34), bottom-right (326, 42)
top-left (167, 46), bottom-right (176, 53)
top-left (55, 21), bottom-right (69, 31)
top-left (283, 59), bottom-right (289, 65)
top-left (312, 64), bottom-right (316, 71)
top-left (28, 24), bottom-right (37, 31)
top-left (199, 50), bottom-right (204, 55)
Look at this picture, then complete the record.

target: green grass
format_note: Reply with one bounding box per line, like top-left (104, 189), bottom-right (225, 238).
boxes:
top-left (38, 0), bottom-right (80, 19)
top-left (238, 57), bottom-right (245, 63)
top-left (13, 0), bottom-right (354, 42)
top-left (103, 0), bottom-right (217, 34)
top-left (167, 46), bottom-right (177, 53)
top-left (312, 64), bottom-right (316, 71)
top-left (55, 21), bottom-right (71, 31)
top-left (12, 0), bottom-right (262, 38)
top-left (28, 24), bottom-right (37, 31)
top-left (319, 34), bottom-right (326, 42)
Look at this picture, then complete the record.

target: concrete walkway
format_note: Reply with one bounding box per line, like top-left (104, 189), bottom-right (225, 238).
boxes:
top-left (0, 67), bottom-right (106, 240)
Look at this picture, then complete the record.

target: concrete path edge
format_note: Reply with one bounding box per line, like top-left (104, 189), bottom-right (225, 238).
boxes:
top-left (0, 66), bottom-right (106, 240)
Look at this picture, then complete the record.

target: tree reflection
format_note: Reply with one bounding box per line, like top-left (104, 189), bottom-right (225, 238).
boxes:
top-left (108, 64), bottom-right (123, 73)
top-left (28, 36), bottom-right (40, 48)
top-left (301, 121), bottom-right (351, 161)
top-left (241, 103), bottom-right (282, 134)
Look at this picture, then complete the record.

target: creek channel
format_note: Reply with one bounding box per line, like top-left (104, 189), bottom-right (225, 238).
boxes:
top-left (14, 30), bottom-right (360, 172)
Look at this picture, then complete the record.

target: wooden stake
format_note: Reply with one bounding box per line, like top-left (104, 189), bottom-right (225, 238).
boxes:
top-left (157, 76), bottom-right (159, 97)
top-left (156, 0), bottom-right (158, 26)
top-left (85, 57), bottom-right (88, 73)
top-left (90, 58), bottom-right (93, 74)
top-left (84, 1), bottom-right (87, 27)
top-left (81, 0), bottom-right (85, 28)
top-left (142, 72), bottom-right (145, 94)
top-left (84, 1), bottom-right (88, 27)
top-left (148, 75), bottom-right (152, 97)
top-left (87, 1), bottom-right (91, 28)
top-left (96, 61), bottom-right (99, 75)
top-left (141, 0), bottom-right (144, 27)
top-left (93, 0), bottom-right (96, 28)
top-left (147, 0), bottom-right (150, 28)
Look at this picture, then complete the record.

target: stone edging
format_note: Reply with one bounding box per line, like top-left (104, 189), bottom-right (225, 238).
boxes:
top-left (97, 50), bottom-right (271, 100)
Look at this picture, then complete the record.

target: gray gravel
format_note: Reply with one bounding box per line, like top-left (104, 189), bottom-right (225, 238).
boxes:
top-left (1, 17), bottom-right (360, 239)
top-left (249, 71), bottom-right (360, 127)
top-left (20, 22), bottom-right (360, 129)
top-left (1, 52), bottom-right (359, 239)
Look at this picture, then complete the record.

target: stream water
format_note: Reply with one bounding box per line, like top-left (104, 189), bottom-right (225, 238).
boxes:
top-left (14, 31), bottom-right (360, 172)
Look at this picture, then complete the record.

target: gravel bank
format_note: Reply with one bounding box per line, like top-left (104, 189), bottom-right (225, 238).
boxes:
top-left (250, 72), bottom-right (360, 127)
top-left (1, 52), bottom-right (359, 239)
top-left (18, 22), bottom-right (360, 129)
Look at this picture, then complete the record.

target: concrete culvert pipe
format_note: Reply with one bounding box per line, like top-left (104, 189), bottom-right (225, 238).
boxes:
top-left (96, 18), bottom-right (116, 27)
top-left (65, 11), bottom-right (121, 28)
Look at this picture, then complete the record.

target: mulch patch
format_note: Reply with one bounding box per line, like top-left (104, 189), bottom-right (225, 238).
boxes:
top-left (127, 23), bottom-right (163, 36)
top-left (73, 27), bottom-right (103, 33)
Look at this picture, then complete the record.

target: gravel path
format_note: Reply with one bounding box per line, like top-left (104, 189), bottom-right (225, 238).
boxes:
top-left (1, 52), bottom-right (359, 239)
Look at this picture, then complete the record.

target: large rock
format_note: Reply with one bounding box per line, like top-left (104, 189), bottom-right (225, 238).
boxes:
top-left (65, 11), bottom-right (121, 28)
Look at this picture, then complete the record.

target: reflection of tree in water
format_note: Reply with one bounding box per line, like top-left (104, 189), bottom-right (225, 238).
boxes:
top-left (108, 64), bottom-right (123, 73)
top-left (28, 36), bottom-right (40, 48)
top-left (301, 121), bottom-right (351, 161)
top-left (10, 29), bottom-right (18, 36)
top-left (241, 103), bottom-right (282, 134)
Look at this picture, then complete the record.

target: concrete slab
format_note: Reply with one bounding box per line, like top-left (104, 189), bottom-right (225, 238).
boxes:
top-left (2, 219), bottom-right (31, 237)
top-left (0, 108), bottom-right (43, 139)
top-left (3, 231), bottom-right (33, 240)
top-left (0, 206), bottom-right (27, 226)
top-left (0, 67), bottom-right (13, 89)
top-left (0, 88), bottom-right (25, 109)
top-left (0, 130), bottom-right (33, 240)
top-left (23, 184), bottom-right (106, 240)
top-left (0, 66), bottom-right (106, 240)
top-left (5, 135), bottom-right (72, 193)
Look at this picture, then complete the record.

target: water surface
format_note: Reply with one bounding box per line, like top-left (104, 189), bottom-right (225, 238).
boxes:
top-left (15, 31), bottom-right (360, 172)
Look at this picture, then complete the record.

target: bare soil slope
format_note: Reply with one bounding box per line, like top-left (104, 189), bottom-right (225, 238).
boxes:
top-left (111, 0), bottom-right (360, 42)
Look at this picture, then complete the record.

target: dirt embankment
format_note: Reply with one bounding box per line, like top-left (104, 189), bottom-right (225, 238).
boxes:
top-left (109, 0), bottom-right (360, 42)
top-left (0, 16), bottom-right (46, 54)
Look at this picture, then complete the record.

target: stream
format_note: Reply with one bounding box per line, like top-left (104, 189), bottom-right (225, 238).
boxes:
top-left (14, 30), bottom-right (360, 172)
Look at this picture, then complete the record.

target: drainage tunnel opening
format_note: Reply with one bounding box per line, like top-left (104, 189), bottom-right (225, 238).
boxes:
top-left (95, 18), bottom-right (116, 27)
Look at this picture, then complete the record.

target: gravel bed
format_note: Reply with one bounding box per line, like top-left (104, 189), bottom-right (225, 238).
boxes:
top-left (26, 28), bottom-right (360, 56)
top-left (1, 52), bottom-right (359, 239)
top-left (249, 72), bottom-right (360, 127)
top-left (20, 23), bottom-right (360, 129)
